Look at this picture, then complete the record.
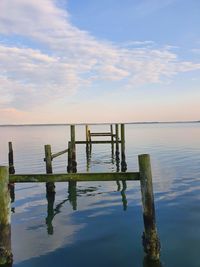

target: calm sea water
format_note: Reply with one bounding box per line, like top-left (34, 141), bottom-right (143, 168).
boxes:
top-left (0, 123), bottom-right (200, 267)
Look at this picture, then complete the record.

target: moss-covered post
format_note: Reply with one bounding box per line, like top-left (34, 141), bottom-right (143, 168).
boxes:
top-left (120, 124), bottom-right (127, 172)
top-left (44, 145), bottom-right (55, 193)
top-left (138, 154), bottom-right (160, 261)
top-left (0, 166), bottom-right (13, 265)
top-left (8, 142), bottom-right (15, 203)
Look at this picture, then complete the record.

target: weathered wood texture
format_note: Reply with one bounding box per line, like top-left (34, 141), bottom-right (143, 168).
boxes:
top-left (51, 148), bottom-right (68, 159)
top-left (76, 140), bottom-right (121, 144)
top-left (115, 124), bottom-right (119, 157)
top-left (121, 124), bottom-right (127, 171)
top-left (9, 172), bottom-right (140, 183)
top-left (0, 166), bottom-right (13, 265)
top-left (8, 142), bottom-right (15, 175)
top-left (138, 154), bottom-right (160, 261)
top-left (44, 145), bottom-right (55, 193)
top-left (70, 125), bottom-right (77, 173)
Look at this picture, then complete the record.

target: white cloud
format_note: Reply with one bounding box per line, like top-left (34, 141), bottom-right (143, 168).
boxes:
top-left (0, 0), bottom-right (199, 110)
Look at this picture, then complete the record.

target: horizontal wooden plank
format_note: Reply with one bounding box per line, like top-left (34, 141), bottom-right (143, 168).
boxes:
top-left (75, 140), bottom-right (121, 144)
top-left (51, 148), bottom-right (68, 159)
top-left (90, 132), bottom-right (114, 136)
top-left (9, 172), bottom-right (140, 183)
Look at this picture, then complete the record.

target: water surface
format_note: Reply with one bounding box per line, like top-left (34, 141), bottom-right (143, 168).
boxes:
top-left (0, 123), bottom-right (200, 267)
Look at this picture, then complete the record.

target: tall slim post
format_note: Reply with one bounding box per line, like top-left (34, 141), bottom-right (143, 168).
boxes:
top-left (120, 124), bottom-right (127, 172)
top-left (67, 141), bottom-right (77, 210)
top-left (44, 145), bottom-right (55, 193)
top-left (70, 125), bottom-right (77, 173)
top-left (8, 142), bottom-right (15, 203)
top-left (0, 166), bottom-right (13, 265)
top-left (110, 125), bottom-right (114, 159)
top-left (138, 154), bottom-right (160, 261)
top-left (115, 124), bottom-right (120, 171)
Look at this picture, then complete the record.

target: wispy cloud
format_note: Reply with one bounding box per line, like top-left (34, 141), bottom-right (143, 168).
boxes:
top-left (0, 0), bottom-right (199, 111)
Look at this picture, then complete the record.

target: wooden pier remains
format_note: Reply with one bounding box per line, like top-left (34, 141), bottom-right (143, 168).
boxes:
top-left (0, 125), bottom-right (161, 265)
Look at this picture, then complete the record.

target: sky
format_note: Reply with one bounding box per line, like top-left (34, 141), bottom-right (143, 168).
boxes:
top-left (0, 0), bottom-right (200, 124)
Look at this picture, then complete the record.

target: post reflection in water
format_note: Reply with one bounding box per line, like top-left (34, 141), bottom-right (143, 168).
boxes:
top-left (68, 181), bottom-right (77, 211)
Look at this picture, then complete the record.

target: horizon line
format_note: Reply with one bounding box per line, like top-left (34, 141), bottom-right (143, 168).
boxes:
top-left (0, 120), bottom-right (199, 127)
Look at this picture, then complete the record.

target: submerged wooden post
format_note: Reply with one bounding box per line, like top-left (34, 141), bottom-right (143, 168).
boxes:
top-left (44, 145), bottom-right (55, 193)
top-left (67, 139), bottom-right (77, 210)
top-left (0, 166), bottom-right (13, 265)
top-left (138, 154), bottom-right (160, 261)
top-left (8, 142), bottom-right (15, 175)
top-left (110, 125), bottom-right (114, 157)
top-left (67, 141), bottom-right (73, 172)
top-left (115, 124), bottom-right (119, 157)
top-left (120, 124), bottom-right (127, 171)
top-left (8, 142), bottom-right (15, 203)
top-left (70, 125), bottom-right (77, 173)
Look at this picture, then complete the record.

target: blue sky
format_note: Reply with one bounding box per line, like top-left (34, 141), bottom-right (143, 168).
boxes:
top-left (0, 0), bottom-right (200, 123)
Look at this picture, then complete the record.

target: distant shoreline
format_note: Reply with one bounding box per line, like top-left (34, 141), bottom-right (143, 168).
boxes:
top-left (0, 121), bottom-right (199, 127)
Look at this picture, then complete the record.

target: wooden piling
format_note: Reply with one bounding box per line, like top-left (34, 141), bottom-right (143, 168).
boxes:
top-left (70, 125), bottom-right (77, 173)
top-left (120, 124), bottom-right (127, 171)
top-left (68, 127), bottom-right (77, 210)
top-left (44, 145), bottom-right (55, 193)
top-left (0, 166), bottom-right (13, 265)
top-left (115, 124), bottom-right (119, 157)
top-left (8, 142), bottom-right (15, 203)
top-left (138, 154), bottom-right (160, 261)
top-left (8, 142), bottom-right (15, 175)
top-left (110, 125), bottom-right (114, 157)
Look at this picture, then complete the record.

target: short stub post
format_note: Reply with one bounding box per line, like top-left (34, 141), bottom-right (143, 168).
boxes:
top-left (138, 154), bottom-right (160, 261)
top-left (0, 166), bottom-right (13, 265)
top-left (8, 142), bottom-right (15, 175)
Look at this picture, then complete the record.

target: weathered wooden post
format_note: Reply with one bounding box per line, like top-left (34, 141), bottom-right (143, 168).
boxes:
top-left (110, 124), bottom-right (114, 158)
top-left (44, 145), bottom-right (55, 193)
top-left (70, 125), bottom-right (77, 173)
top-left (8, 142), bottom-right (15, 203)
top-left (8, 142), bottom-right (15, 175)
top-left (120, 124), bottom-right (127, 172)
top-left (67, 134), bottom-right (77, 210)
top-left (67, 141), bottom-right (73, 172)
top-left (138, 154), bottom-right (160, 261)
top-left (0, 166), bottom-right (13, 265)
top-left (115, 124), bottom-right (119, 157)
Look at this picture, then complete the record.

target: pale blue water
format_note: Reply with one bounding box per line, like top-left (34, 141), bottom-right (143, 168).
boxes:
top-left (0, 123), bottom-right (200, 267)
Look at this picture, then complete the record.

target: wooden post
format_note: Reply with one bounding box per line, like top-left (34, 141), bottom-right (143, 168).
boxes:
top-left (0, 166), bottom-right (13, 265)
top-left (8, 142), bottom-right (15, 175)
top-left (115, 124), bottom-right (119, 154)
top-left (138, 154), bottom-right (160, 261)
top-left (120, 124), bottom-right (127, 172)
top-left (8, 142), bottom-right (15, 203)
top-left (115, 124), bottom-right (120, 171)
top-left (67, 140), bottom-right (77, 210)
top-left (44, 145), bottom-right (55, 193)
top-left (110, 125), bottom-right (114, 158)
top-left (86, 125), bottom-right (89, 143)
top-left (67, 141), bottom-right (73, 173)
top-left (70, 125), bottom-right (77, 173)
